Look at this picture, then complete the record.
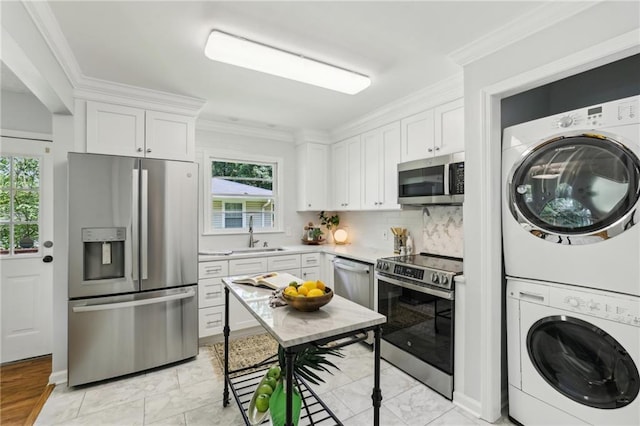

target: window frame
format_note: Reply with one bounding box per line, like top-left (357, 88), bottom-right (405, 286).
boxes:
top-left (202, 150), bottom-right (283, 235)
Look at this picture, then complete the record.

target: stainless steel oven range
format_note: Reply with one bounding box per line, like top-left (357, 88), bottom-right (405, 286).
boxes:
top-left (375, 253), bottom-right (463, 400)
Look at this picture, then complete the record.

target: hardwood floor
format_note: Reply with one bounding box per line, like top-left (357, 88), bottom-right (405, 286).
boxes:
top-left (1, 355), bottom-right (53, 426)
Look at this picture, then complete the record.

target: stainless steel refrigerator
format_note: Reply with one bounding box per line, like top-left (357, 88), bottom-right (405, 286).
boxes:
top-left (67, 152), bottom-right (198, 386)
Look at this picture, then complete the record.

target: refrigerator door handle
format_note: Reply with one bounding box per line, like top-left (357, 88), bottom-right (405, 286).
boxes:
top-left (141, 168), bottom-right (149, 280)
top-left (72, 288), bottom-right (196, 313)
top-left (132, 168), bottom-right (139, 282)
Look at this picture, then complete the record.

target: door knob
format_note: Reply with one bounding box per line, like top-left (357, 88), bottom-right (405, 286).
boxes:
top-left (43, 240), bottom-right (53, 248)
top-left (43, 255), bottom-right (53, 263)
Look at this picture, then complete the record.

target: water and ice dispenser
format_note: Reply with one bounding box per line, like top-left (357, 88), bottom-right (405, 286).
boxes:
top-left (82, 227), bottom-right (126, 281)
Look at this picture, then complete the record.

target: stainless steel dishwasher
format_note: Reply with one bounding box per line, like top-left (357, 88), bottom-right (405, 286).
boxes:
top-left (333, 257), bottom-right (375, 343)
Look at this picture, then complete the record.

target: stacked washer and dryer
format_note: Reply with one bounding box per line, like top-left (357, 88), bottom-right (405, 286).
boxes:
top-left (502, 96), bottom-right (640, 425)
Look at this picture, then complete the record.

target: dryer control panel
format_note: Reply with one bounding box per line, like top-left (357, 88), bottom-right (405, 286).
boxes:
top-left (550, 286), bottom-right (640, 327)
top-left (552, 95), bottom-right (639, 130)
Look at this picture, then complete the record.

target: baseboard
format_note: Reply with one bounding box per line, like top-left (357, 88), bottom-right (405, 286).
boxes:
top-left (198, 326), bottom-right (267, 346)
top-left (453, 390), bottom-right (482, 418)
top-left (49, 369), bottom-right (67, 385)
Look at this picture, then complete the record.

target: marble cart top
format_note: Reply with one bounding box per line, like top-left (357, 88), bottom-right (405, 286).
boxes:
top-left (222, 277), bottom-right (386, 348)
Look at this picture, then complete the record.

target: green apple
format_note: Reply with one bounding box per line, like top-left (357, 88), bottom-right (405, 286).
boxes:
top-left (255, 394), bottom-right (270, 412)
top-left (257, 384), bottom-right (273, 396)
top-left (267, 366), bottom-right (281, 380)
top-left (264, 376), bottom-right (278, 390)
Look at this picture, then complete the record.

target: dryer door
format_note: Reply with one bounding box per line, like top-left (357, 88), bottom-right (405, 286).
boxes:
top-left (508, 133), bottom-right (640, 244)
top-left (527, 315), bottom-right (639, 409)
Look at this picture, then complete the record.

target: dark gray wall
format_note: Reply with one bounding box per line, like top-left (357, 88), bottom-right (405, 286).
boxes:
top-left (501, 53), bottom-right (640, 129)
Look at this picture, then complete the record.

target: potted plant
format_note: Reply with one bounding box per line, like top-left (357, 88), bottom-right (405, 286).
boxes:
top-left (269, 344), bottom-right (343, 426)
top-left (318, 211), bottom-right (340, 242)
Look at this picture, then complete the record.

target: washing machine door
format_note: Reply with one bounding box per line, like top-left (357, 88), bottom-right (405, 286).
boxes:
top-left (527, 316), bottom-right (640, 409)
top-left (508, 132), bottom-right (640, 244)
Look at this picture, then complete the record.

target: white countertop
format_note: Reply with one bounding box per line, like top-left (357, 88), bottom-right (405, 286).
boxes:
top-left (223, 277), bottom-right (386, 348)
top-left (199, 244), bottom-right (396, 264)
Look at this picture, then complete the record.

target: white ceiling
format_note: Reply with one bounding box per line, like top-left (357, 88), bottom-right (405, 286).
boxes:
top-left (44, 1), bottom-right (543, 132)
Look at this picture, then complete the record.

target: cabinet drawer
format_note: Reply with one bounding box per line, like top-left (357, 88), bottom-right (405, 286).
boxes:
top-left (198, 278), bottom-right (223, 308)
top-left (199, 261), bottom-right (229, 279)
top-left (301, 253), bottom-right (321, 268)
top-left (199, 305), bottom-right (224, 337)
top-left (229, 258), bottom-right (268, 275)
top-left (277, 268), bottom-right (301, 279)
top-left (268, 255), bottom-right (300, 271)
top-left (301, 267), bottom-right (320, 281)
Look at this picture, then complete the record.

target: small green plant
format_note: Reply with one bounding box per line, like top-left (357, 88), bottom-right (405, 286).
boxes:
top-left (318, 211), bottom-right (339, 232)
top-left (277, 344), bottom-right (343, 385)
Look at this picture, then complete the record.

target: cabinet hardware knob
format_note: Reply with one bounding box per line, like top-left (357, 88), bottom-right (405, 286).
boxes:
top-left (146, 148), bottom-right (152, 153)
top-left (428, 148), bottom-right (433, 152)
top-left (435, 147), bottom-right (440, 151)
top-left (308, 204), bottom-right (311, 207)
top-left (137, 148), bottom-right (143, 152)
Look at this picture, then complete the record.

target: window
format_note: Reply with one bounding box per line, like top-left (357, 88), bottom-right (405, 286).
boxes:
top-left (0, 156), bottom-right (41, 255)
top-left (204, 153), bottom-right (282, 234)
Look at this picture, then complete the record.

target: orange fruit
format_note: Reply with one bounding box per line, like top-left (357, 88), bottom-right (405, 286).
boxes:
top-left (308, 288), bottom-right (324, 298)
top-left (315, 280), bottom-right (326, 291)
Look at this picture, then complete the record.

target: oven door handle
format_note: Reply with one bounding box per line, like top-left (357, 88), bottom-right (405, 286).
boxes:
top-left (375, 272), bottom-right (454, 300)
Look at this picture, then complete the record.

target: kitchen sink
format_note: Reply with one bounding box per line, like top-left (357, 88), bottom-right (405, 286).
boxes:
top-left (199, 248), bottom-right (286, 256)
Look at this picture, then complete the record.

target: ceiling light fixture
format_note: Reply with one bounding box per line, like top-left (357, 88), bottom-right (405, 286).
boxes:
top-left (204, 30), bottom-right (370, 95)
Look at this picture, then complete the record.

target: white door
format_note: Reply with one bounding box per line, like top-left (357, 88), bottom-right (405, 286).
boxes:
top-left (0, 137), bottom-right (53, 363)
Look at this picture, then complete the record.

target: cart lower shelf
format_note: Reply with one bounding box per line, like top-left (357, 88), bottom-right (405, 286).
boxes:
top-left (227, 367), bottom-right (342, 426)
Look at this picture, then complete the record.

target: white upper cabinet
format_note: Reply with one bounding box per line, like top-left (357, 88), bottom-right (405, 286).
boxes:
top-left (434, 98), bottom-right (464, 156)
top-left (296, 143), bottom-right (328, 211)
top-left (86, 101), bottom-right (195, 161)
top-left (400, 98), bottom-right (464, 161)
top-left (332, 135), bottom-right (361, 210)
top-left (362, 122), bottom-right (401, 210)
top-left (400, 109), bottom-right (434, 162)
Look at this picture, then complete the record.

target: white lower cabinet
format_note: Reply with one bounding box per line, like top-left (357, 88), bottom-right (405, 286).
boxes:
top-left (199, 305), bottom-right (224, 337)
top-left (198, 260), bottom-right (228, 337)
top-left (301, 267), bottom-right (320, 281)
top-left (321, 253), bottom-right (336, 288)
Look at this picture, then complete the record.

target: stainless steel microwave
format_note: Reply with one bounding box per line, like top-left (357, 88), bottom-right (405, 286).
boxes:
top-left (397, 152), bottom-right (465, 205)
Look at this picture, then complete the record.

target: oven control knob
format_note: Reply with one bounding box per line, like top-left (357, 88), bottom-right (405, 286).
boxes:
top-left (382, 263), bottom-right (390, 271)
top-left (440, 275), bottom-right (449, 285)
top-left (431, 273), bottom-right (439, 284)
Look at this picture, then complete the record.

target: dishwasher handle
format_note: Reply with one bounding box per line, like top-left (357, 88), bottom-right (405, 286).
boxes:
top-left (333, 259), bottom-right (371, 274)
top-left (72, 288), bottom-right (196, 313)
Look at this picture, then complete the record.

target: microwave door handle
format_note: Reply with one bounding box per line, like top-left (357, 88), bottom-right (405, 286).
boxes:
top-left (445, 162), bottom-right (452, 196)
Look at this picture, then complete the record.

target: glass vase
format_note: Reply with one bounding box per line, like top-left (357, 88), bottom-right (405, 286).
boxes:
top-left (269, 380), bottom-right (302, 426)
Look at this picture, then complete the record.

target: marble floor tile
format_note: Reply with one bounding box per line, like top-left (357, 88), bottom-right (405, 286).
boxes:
top-left (385, 384), bottom-right (455, 426)
top-left (183, 402), bottom-right (245, 426)
top-left (176, 356), bottom-right (220, 387)
top-left (309, 391), bottom-right (354, 422)
top-left (61, 399), bottom-right (145, 426)
top-left (427, 406), bottom-right (484, 425)
top-left (35, 385), bottom-right (85, 425)
top-left (78, 368), bottom-right (180, 417)
top-left (146, 412), bottom-right (186, 426)
top-left (143, 376), bottom-right (222, 424)
top-left (342, 405), bottom-right (406, 426)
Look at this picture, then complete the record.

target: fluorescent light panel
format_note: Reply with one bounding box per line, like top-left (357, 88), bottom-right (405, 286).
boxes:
top-left (204, 30), bottom-right (370, 95)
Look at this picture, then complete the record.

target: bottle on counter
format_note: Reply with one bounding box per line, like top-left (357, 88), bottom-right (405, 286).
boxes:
top-left (406, 232), bottom-right (414, 255)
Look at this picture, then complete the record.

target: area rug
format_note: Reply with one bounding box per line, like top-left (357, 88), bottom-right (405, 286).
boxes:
top-left (209, 333), bottom-right (279, 376)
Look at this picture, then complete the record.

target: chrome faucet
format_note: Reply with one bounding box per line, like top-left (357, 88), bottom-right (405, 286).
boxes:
top-left (248, 215), bottom-right (260, 248)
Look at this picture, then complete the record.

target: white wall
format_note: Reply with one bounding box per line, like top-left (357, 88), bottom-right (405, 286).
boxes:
top-left (461, 1), bottom-right (639, 420)
top-left (1, 90), bottom-right (52, 134)
top-left (196, 129), bottom-right (318, 250)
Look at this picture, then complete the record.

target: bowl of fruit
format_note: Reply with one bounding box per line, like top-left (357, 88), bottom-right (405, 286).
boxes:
top-left (247, 365), bottom-right (281, 425)
top-left (282, 280), bottom-right (333, 312)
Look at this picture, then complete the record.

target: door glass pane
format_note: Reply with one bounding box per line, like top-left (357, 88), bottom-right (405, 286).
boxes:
top-left (13, 157), bottom-right (40, 188)
top-left (0, 224), bottom-right (9, 255)
top-left (0, 157), bottom-right (10, 188)
top-left (527, 316), bottom-right (639, 409)
top-left (13, 190), bottom-right (39, 221)
top-left (0, 189), bottom-right (10, 220)
top-left (14, 224), bottom-right (39, 252)
top-left (512, 136), bottom-right (640, 234)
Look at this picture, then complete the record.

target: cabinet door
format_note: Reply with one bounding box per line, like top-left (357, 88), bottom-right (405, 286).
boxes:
top-left (361, 129), bottom-right (382, 209)
top-left (229, 297), bottom-right (259, 330)
top-left (379, 122), bottom-right (401, 209)
top-left (86, 101), bottom-right (145, 157)
top-left (321, 253), bottom-right (336, 288)
top-left (331, 141), bottom-right (348, 210)
top-left (145, 111), bottom-right (195, 161)
top-left (229, 258), bottom-right (268, 275)
top-left (345, 136), bottom-right (361, 210)
top-left (434, 98), bottom-right (464, 155)
top-left (301, 267), bottom-right (320, 281)
top-left (297, 143), bottom-right (328, 211)
top-left (400, 109), bottom-right (435, 161)
top-left (198, 278), bottom-right (224, 308)
top-left (267, 255), bottom-right (300, 271)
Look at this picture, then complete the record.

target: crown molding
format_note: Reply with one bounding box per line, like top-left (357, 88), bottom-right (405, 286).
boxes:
top-left (74, 77), bottom-right (206, 116)
top-left (196, 119), bottom-right (296, 143)
top-left (331, 73), bottom-right (463, 142)
top-left (294, 129), bottom-right (332, 145)
top-left (21, 0), bottom-right (206, 117)
top-left (449, 1), bottom-right (602, 66)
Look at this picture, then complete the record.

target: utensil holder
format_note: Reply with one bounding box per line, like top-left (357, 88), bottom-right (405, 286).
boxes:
top-left (393, 235), bottom-right (404, 254)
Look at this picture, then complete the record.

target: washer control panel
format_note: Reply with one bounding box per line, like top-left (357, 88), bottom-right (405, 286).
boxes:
top-left (551, 287), bottom-right (640, 327)
top-left (551, 96), bottom-right (638, 130)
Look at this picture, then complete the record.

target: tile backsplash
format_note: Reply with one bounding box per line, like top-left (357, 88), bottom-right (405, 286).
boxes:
top-left (337, 206), bottom-right (463, 258)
